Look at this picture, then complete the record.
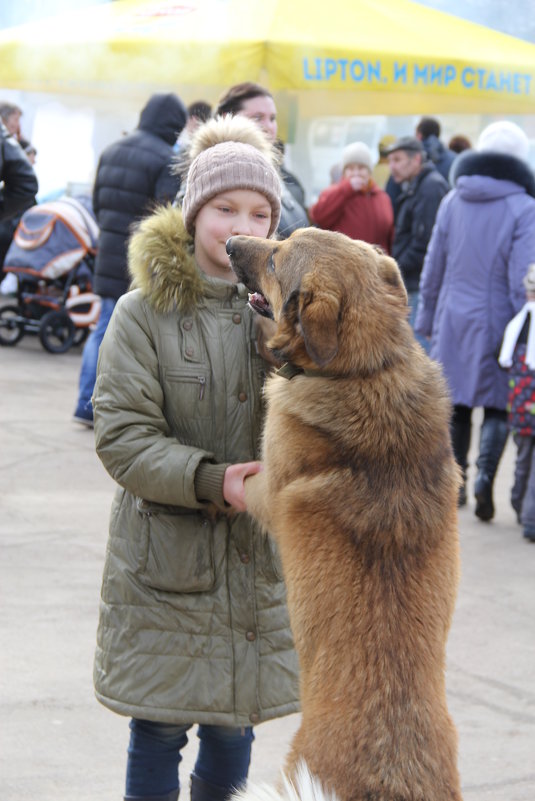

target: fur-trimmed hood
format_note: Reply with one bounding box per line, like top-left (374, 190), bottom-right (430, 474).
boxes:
top-left (451, 150), bottom-right (535, 198)
top-left (128, 204), bottom-right (205, 314)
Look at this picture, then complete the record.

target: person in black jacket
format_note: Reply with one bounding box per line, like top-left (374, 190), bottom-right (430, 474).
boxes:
top-left (415, 116), bottom-right (457, 183)
top-left (386, 136), bottom-right (449, 351)
top-left (0, 121), bottom-right (38, 274)
top-left (73, 92), bottom-right (187, 426)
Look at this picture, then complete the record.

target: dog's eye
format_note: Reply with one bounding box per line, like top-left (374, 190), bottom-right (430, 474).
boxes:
top-left (268, 253), bottom-right (276, 273)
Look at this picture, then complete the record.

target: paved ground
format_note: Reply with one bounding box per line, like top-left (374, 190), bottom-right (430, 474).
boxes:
top-left (1, 332), bottom-right (534, 801)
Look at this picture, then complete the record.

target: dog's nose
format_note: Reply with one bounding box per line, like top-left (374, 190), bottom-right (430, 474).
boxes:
top-left (226, 237), bottom-right (235, 256)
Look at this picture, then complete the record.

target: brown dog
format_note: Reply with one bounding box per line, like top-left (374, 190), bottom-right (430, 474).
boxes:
top-left (227, 229), bottom-right (462, 801)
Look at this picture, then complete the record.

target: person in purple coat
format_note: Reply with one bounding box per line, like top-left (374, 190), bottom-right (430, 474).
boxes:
top-left (415, 121), bottom-right (535, 522)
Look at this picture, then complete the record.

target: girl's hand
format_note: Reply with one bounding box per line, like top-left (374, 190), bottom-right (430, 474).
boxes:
top-left (223, 462), bottom-right (264, 511)
top-left (349, 175), bottom-right (367, 192)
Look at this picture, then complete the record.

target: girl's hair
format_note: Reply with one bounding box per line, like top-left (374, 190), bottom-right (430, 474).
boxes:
top-left (216, 83), bottom-right (273, 117)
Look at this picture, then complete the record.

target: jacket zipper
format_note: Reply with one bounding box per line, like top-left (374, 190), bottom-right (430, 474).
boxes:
top-left (165, 370), bottom-right (207, 400)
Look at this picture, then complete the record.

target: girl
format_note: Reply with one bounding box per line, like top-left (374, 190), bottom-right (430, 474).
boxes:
top-left (92, 116), bottom-right (299, 801)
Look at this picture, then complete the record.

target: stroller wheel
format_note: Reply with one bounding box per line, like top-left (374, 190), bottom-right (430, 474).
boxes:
top-left (72, 327), bottom-right (89, 347)
top-left (0, 304), bottom-right (25, 346)
top-left (39, 310), bottom-right (76, 353)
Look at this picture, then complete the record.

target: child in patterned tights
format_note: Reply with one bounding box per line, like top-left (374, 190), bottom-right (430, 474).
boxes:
top-left (499, 263), bottom-right (535, 542)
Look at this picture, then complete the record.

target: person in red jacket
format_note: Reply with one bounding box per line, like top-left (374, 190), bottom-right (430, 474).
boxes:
top-left (309, 141), bottom-right (394, 254)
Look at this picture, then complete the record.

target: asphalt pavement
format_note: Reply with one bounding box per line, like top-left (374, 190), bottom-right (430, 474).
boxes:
top-left (1, 331), bottom-right (534, 801)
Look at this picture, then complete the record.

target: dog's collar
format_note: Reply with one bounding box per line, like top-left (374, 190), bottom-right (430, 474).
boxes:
top-left (276, 362), bottom-right (339, 380)
top-left (276, 362), bottom-right (304, 380)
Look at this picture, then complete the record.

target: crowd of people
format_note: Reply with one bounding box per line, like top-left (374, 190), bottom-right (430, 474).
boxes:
top-left (3, 87), bottom-right (535, 798)
top-left (4, 94), bottom-right (534, 533)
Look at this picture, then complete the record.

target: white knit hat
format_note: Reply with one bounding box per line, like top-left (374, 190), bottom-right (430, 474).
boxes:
top-left (342, 141), bottom-right (373, 172)
top-left (477, 121), bottom-right (530, 162)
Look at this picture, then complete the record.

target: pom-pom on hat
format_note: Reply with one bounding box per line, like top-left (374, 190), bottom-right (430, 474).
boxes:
top-left (182, 116), bottom-right (282, 237)
top-left (342, 141), bottom-right (373, 171)
top-left (477, 121), bottom-right (530, 162)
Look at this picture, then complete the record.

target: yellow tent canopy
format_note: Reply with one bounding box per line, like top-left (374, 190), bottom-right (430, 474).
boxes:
top-left (1, 0), bottom-right (535, 115)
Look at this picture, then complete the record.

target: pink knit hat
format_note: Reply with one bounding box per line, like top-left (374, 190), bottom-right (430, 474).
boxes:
top-left (182, 116), bottom-right (282, 237)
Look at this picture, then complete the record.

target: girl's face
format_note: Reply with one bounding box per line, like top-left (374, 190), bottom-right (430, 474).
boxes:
top-left (194, 189), bottom-right (272, 281)
top-left (238, 95), bottom-right (278, 142)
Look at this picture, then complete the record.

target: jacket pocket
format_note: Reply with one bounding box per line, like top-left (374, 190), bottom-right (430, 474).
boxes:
top-left (137, 501), bottom-right (215, 593)
top-left (164, 367), bottom-right (211, 420)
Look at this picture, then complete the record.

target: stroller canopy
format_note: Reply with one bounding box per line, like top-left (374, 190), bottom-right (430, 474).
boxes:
top-left (4, 196), bottom-right (99, 280)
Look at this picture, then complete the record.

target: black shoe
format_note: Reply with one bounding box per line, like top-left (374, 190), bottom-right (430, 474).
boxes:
top-left (474, 472), bottom-right (494, 521)
top-left (190, 774), bottom-right (232, 801)
top-left (458, 481), bottom-right (467, 507)
top-left (523, 527), bottom-right (535, 542)
top-left (512, 506), bottom-right (522, 525)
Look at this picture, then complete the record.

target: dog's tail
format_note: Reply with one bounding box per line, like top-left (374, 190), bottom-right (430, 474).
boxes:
top-left (232, 761), bottom-right (339, 801)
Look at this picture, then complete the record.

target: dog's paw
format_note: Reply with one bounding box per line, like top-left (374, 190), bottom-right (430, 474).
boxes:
top-left (244, 471), bottom-right (273, 530)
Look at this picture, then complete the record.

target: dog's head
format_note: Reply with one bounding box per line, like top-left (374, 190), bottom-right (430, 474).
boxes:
top-left (227, 228), bottom-right (411, 374)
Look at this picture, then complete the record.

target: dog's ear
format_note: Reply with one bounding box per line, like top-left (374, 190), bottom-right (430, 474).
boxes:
top-left (376, 254), bottom-right (408, 304)
top-left (298, 273), bottom-right (340, 367)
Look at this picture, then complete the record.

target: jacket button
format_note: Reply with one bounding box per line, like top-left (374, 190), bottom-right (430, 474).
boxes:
top-left (185, 346), bottom-right (194, 357)
top-left (232, 313), bottom-right (241, 324)
top-left (240, 553), bottom-right (250, 564)
top-left (183, 320), bottom-right (192, 331)
top-left (246, 630), bottom-right (256, 642)
top-left (249, 712), bottom-right (260, 723)
top-left (238, 391), bottom-right (247, 402)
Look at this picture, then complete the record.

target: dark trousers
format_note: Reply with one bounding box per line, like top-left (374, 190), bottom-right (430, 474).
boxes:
top-left (451, 405), bottom-right (507, 473)
top-left (125, 719), bottom-right (254, 800)
top-left (511, 433), bottom-right (535, 532)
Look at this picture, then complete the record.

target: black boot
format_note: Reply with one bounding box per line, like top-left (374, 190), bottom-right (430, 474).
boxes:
top-left (190, 774), bottom-right (236, 801)
top-left (474, 417), bottom-right (509, 521)
top-left (451, 407), bottom-right (471, 507)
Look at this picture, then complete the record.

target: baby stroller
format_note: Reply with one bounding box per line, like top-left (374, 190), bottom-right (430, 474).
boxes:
top-left (0, 196), bottom-right (100, 353)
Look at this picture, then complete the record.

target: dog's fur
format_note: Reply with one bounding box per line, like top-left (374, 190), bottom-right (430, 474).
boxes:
top-left (228, 229), bottom-right (462, 801)
top-left (233, 762), bottom-right (339, 801)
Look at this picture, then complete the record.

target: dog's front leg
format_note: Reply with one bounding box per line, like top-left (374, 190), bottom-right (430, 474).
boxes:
top-left (244, 470), bottom-right (272, 531)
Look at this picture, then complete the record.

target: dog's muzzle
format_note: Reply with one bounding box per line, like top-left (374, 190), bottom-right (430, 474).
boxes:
top-left (247, 292), bottom-right (273, 319)
top-left (226, 237), bottom-right (274, 319)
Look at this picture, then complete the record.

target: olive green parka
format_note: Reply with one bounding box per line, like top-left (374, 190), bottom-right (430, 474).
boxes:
top-left (93, 205), bottom-right (299, 726)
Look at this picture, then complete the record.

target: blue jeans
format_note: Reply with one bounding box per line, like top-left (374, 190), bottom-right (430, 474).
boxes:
top-left (408, 290), bottom-right (430, 353)
top-left (125, 719), bottom-right (254, 798)
top-left (74, 296), bottom-right (116, 414)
